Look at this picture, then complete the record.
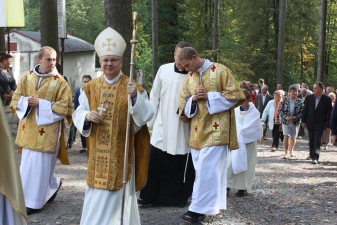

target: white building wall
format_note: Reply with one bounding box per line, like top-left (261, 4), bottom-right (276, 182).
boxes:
top-left (63, 52), bottom-right (96, 92)
top-left (5, 32), bottom-right (96, 94)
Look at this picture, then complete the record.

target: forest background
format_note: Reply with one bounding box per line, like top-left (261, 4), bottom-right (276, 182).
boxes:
top-left (3, 0), bottom-right (337, 92)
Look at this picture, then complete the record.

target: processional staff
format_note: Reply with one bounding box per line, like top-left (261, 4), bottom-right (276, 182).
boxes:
top-left (120, 11), bottom-right (138, 225)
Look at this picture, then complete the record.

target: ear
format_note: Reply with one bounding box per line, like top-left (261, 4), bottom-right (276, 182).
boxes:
top-left (36, 57), bottom-right (41, 64)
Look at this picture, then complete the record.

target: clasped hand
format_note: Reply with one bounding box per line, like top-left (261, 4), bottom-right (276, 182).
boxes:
top-left (28, 94), bottom-right (39, 107)
top-left (192, 85), bottom-right (208, 101)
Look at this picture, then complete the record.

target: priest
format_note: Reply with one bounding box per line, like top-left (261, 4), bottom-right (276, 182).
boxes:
top-left (178, 47), bottom-right (245, 222)
top-left (227, 89), bottom-right (262, 197)
top-left (138, 41), bottom-right (195, 207)
top-left (72, 27), bottom-right (154, 225)
top-left (10, 46), bottom-right (73, 215)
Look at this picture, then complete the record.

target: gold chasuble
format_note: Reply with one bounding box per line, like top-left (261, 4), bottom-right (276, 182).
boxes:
top-left (10, 70), bottom-right (73, 164)
top-left (83, 75), bottom-right (150, 191)
top-left (179, 63), bottom-right (245, 151)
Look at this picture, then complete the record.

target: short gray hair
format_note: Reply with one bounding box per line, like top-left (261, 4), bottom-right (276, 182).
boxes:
top-left (262, 85), bottom-right (268, 90)
top-left (288, 84), bottom-right (299, 92)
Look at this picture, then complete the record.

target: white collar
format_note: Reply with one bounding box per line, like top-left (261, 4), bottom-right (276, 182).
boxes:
top-left (104, 71), bottom-right (121, 84)
top-left (197, 59), bottom-right (213, 75)
top-left (33, 64), bottom-right (59, 77)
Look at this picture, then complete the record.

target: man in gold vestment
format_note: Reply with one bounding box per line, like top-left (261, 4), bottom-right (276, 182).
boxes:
top-left (178, 47), bottom-right (245, 222)
top-left (10, 46), bottom-right (73, 215)
top-left (72, 27), bottom-right (154, 225)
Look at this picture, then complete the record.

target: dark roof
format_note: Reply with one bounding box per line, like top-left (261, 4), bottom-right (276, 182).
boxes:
top-left (10, 30), bottom-right (95, 53)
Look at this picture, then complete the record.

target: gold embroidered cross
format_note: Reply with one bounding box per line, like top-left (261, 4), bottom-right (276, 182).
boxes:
top-left (102, 38), bottom-right (116, 51)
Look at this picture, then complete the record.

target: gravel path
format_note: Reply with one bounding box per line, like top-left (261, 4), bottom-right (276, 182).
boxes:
top-left (12, 124), bottom-right (337, 225)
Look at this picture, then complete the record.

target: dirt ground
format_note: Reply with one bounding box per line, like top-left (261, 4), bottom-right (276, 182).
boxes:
top-left (11, 123), bottom-right (337, 225)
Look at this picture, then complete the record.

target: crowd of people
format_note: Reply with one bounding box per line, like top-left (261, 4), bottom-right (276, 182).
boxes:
top-left (243, 79), bottom-right (334, 165)
top-left (1, 26), bottom-right (337, 225)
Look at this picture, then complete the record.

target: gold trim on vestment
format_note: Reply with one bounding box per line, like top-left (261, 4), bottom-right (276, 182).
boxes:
top-left (93, 81), bottom-right (118, 189)
top-left (34, 75), bottom-right (60, 147)
top-left (45, 75), bottom-right (60, 100)
top-left (36, 126), bottom-right (47, 148)
top-left (83, 75), bottom-right (150, 191)
top-left (27, 71), bottom-right (33, 96)
top-left (210, 64), bottom-right (221, 143)
top-left (188, 73), bottom-right (199, 147)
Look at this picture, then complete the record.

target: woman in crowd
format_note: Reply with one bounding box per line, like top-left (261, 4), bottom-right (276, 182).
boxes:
top-left (261, 90), bottom-right (285, 152)
top-left (0, 53), bottom-right (16, 106)
top-left (250, 83), bottom-right (257, 104)
top-left (227, 89), bottom-right (262, 197)
top-left (279, 84), bottom-right (303, 159)
top-left (321, 92), bottom-right (336, 149)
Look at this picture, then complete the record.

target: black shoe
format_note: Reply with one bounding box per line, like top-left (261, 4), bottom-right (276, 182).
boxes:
top-left (227, 188), bottom-right (230, 197)
top-left (236, 190), bottom-right (247, 197)
top-left (47, 180), bottom-right (62, 203)
top-left (137, 198), bottom-right (152, 206)
top-left (79, 149), bottom-right (86, 153)
top-left (181, 211), bottom-right (204, 222)
top-left (26, 207), bottom-right (40, 215)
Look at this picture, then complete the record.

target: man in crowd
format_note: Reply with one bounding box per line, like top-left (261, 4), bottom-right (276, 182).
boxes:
top-left (138, 41), bottom-right (195, 207)
top-left (302, 83), bottom-right (313, 95)
top-left (10, 46), bottom-right (73, 215)
top-left (298, 88), bottom-right (308, 138)
top-left (325, 86), bottom-right (333, 95)
top-left (73, 75), bottom-right (92, 153)
top-left (256, 85), bottom-right (273, 138)
top-left (72, 27), bottom-right (154, 225)
top-left (258, 78), bottom-right (265, 93)
top-left (178, 47), bottom-right (245, 222)
top-left (277, 83), bottom-right (287, 96)
top-left (302, 82), bottom-right (332, 164)
top-left (241, 80), bottom-right (247, 89)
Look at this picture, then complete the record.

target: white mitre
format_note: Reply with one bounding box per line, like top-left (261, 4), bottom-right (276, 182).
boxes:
top-left (94, 27), bottom-right (126, 57)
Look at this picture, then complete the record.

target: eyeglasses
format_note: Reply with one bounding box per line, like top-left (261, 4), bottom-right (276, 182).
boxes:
top-left (100, 58), bottom-right (122, 64)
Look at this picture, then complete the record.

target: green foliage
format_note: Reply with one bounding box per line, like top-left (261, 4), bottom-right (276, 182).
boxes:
top-left (20, 0), bottom-right (337, 90)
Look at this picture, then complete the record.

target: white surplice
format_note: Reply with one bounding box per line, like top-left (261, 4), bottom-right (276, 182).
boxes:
top-left (184, 59), bottom-right (238, 215)
top-left (16, 70), bottom-right (65, 209)
top-left (227, 102), bottom-right (262, 190)
top-left (72, 75), bottom-right (154, 225)
top-left (0, 194), bottom-right (27, 225)
top-left (147, 63), bottom-right (190, 155)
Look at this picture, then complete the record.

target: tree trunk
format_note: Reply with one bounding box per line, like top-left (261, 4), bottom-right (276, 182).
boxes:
top-left (104, 0), bottom-right (132, 77)
top-left (324, 0), bottom-right (334, 80)
top-left (317, 0), bottom-right (327, 82)
top-left (275, 0), bottom-right (286, 86)
top-left (152, 0), bottom-right (159, 80)
top-left (0, 28), bottom-right (5, 53)
top-left (213, 0), bottom-right (219, 62)
top-left (273, 0), bottom-right (279, 62)
top-left (40, 0), bottom-right (59, 52)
